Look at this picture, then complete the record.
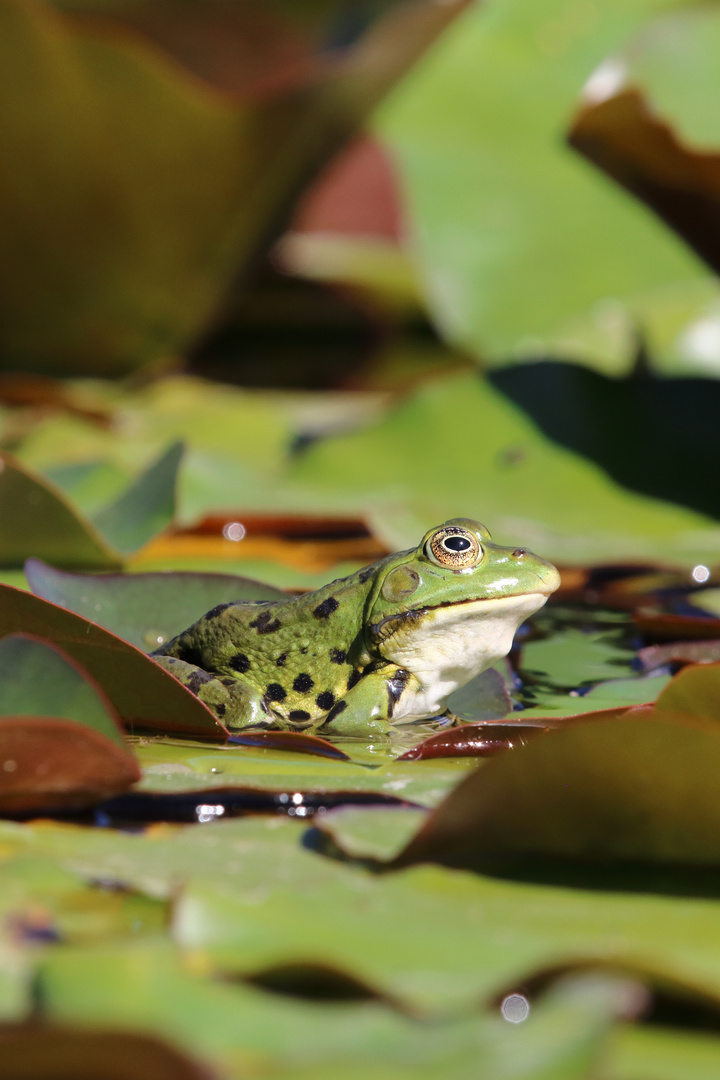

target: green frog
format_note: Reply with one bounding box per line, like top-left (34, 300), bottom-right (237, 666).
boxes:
top-left (151, 519), bottom-right (560, 737)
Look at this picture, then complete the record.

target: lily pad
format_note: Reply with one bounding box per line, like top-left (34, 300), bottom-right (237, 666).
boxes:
top-left (393, 710), bottom-right (720, 869)
top-left (9, 816), bottom-right (720, 1021)
top-left (313, 805), bottom-right (430, 862)
top-left (25, 560), bottom-right (285, 652)
top-left (654, 662), bottom-right (720, 725)
top-left (289, 372), bottom-right (720, 566)
top-left (0, 452), bottom-right (118, 569)
top-left (0, 1025), bottom-right (212, 1080)
top-left (134, 739), bottom-right (471, 808)
top-left (0, 586), bottom-right (227, 739)
top-left (377, 0), bottom-right (716, 373)
top-left (398, 723), bottom-right (540, 761)
top-left (520, 628), bottom-right (634, 689)
top-left (90, 441), bottom-right (182, 556)
top-left (32, 939), bottom-right (629, 1080)
top-left (0, 0), bottom-right (467, 375)
top-left (444, 668), bottom-right (513, 723)
top-left (0, 634), bottom-right (140, 811)
top-left (0, 443), bottom-right (182, 570)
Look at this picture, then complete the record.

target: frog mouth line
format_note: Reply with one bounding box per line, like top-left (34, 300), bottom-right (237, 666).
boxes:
top-left (369, 591), bottom-right (549, 645)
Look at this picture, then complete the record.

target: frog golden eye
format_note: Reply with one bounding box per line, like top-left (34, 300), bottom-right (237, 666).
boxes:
top-left (425, 527), bottom-right (481, 569)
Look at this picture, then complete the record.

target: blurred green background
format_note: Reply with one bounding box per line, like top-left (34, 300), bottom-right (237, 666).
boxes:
top-left (1, 0), bottom-right (719, 572)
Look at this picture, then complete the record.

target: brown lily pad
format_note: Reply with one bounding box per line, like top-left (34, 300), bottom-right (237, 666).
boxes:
top-left (228, 729), bottom-right (349, 761)
top-left (569, 85), bottom-right (720, 278)
top-left (392, 709), bottom-right (720, 870)
top-left (638, 641), bottom-right (720, 672)
top-left (398, 723), bottom-right (543, 761)
top-left (0, 1025), bottom-right (212, 1080)
top-left (0, 633), bottom-right (140, 812)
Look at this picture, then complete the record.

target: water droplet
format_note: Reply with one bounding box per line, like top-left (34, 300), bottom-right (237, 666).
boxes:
top-left (222, 522), bottom-right (246, 542)
top-left (501, 994), bottom-right (530, 1023)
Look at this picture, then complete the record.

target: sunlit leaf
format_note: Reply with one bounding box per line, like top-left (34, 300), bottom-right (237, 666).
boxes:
top-left (91, 441), bottom-right (182, 556)
top-left (9, 816), bottom-right (720, 1019)
top-left (653, 662), bottom-right (720, 724)
top-left (34, 938), bottom-right (627, 1080)
top-left (610, 1024), bottom-right (720, 1080)
top-left (567, 6), bottom-right (720, 377)
top-left (289, 371), bottom-right (720, 566)
top-left (0, 452), bottom-right (119, 569)
top-left (314, 805), bottom-right (429, 862)
top-left (393, 711), bottom-right (720, 868)
top-left (521, 628), bottom-right (635, 689)
top-left (377, 0), bottom-right (716, 374)
top-left (134, 738), bottom-right (470, 808)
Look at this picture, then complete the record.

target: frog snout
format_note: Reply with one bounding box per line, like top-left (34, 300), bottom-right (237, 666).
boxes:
top-left (532, 560), bottom-right (561, 595)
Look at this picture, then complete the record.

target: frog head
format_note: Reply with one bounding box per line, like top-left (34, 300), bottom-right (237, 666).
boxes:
top-left (364, 518), bottom-right (560, 706)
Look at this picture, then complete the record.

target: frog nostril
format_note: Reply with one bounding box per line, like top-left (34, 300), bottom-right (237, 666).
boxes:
top-left (512, 548), bottom-right (527, 557)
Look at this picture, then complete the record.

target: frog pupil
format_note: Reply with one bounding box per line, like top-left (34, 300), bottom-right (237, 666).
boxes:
top-left (444, 535), bottom-right (471, 552)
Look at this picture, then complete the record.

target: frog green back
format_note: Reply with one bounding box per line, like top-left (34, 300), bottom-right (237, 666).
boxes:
top-left (153, 562), bottom-right (386, 722)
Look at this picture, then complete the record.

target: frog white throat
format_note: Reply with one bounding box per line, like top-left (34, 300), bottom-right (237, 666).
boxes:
top-left (378, 592), bottom-right (549, 723)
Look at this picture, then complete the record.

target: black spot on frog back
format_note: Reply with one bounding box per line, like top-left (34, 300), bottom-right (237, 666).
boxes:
top-left (313, 597), bottom-right (339, 619)
top-left (205, 602), bottom-right (233, 620)
top-left (265, 683), bottom-right (287, 702)
top-left (249, 608), bottom-right (282, 634)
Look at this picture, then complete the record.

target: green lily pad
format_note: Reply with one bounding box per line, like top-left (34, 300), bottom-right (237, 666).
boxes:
top-left (0, 443), bottom-right (182, 570)
top-left (25, 561), bottom-right (284, 652)
top-left (521, 629), bottom-right (634, 689)
top-left (0, 586), bottom-right (227, 739)
top-left (444, 668), bottom-right (513, 723)
top-left (90, 441), bottom-right (182, 556)
top-left (33, 939), bottom-right (628, 1080)
top-left (610, 1025), bottom-right (720, 1080)
top-left (134, 738), bottom-right (472, 808)
top-left (0, 851), bottom-right (164, 948)
top-left (377, 0), bottom-right (715, 373)
top-left (314, 805), bottom-right (430, 863)
top-left (0, 452), bottom-right (119, 570)
top-left (0, 633), bottom-right (125, 746)
top-left (8, 815), bottom-right (720, 1019)
top-left (0, 634), bottom-right (140, 811)
top-left (289, 372), bottom-right (720, 566)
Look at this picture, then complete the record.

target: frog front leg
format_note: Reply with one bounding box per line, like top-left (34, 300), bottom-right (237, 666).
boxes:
top-left (316, 666), bottom-right (419, 738)
top-left (152, 656), bottom-right (282, 730)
